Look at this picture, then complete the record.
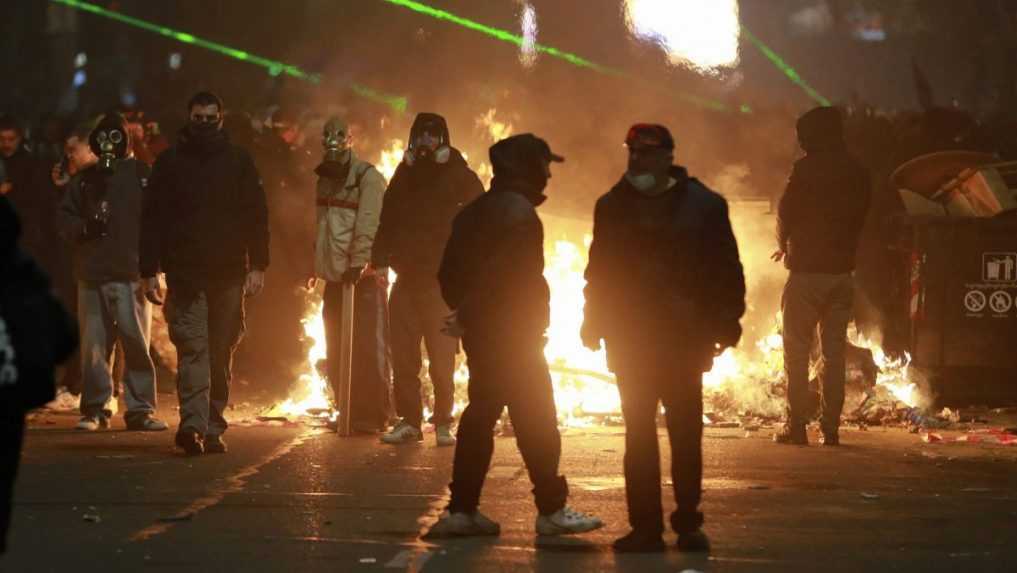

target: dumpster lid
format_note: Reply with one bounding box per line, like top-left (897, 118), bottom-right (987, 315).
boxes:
top-left (891, 151), bottom-right (997, 198)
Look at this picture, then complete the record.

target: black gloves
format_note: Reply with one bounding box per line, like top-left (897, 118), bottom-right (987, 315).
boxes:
top-left (341, 266), bottom-right (364, 285)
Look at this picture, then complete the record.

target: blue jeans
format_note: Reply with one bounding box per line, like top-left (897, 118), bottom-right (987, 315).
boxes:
top-left (78, 281), bottom-right (156, 421)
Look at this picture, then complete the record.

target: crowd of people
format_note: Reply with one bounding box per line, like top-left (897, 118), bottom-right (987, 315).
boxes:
top-left (13, 82), bottom-right (1015, 554)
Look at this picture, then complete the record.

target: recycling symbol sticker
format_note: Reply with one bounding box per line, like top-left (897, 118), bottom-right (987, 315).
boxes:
top-left (964, 290), bottom-right (987, 313)
top-left (989, 290), bottom-right (1013, 314)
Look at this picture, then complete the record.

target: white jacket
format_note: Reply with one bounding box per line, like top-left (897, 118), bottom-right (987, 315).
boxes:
top-left (313, 152), bottom-right (386, 282)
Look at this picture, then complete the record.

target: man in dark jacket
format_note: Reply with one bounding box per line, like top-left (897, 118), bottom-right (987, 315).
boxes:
top-left (772, 106), bottom-right (871, 446)
top-left (374, 113), bottom-right (484, 446)
top-left (1, 196), bottom-right (78, 554)
top-left (59, 113), bottom-right (166, 432)
top-left (582, 124), bottom-right (745, 553)
top-left (140, 92), bottom-right (269, 455)
top-left (0, 115), bottom-right (56, 272)
top-left (426, 134), bottom-right (602, 538)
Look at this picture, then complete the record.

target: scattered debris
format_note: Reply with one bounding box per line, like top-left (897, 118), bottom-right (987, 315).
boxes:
top-left (359, 558), bottom-right (377, 564)
top-left (82, 514), bottom-right (102, 523)
top-left (860, 492), bottom-right (881, 500)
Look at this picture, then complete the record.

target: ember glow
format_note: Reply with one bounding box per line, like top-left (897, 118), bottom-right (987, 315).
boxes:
top-left (624, 0), bottom-right (741, 73)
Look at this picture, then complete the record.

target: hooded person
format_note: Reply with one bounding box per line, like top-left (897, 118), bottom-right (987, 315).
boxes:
top-left (581, 124), bottom-right (745, 553)
top-left (0, 196), bottom-right (77, 553)
top-left (426, 134), bottom-right (603, 539)
top-left (773, 107), bottom-right (871, 446)
top-left (307, 116), bottom-right (392, 433)
top-left (57, 112), bottom-right (167, 433)
top-left (139, 91), bottom-right (269, 455)
top-left (373, 113), bottom-right (483, 446)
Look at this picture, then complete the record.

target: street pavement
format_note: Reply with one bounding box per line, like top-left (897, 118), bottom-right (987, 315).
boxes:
top-left (3, 405), bottom-right (1017, 573)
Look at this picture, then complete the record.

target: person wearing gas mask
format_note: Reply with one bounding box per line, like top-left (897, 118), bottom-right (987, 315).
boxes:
top-left (140, 92), bottom-right (269, 455)
top-left (56, 113), bottom-right (167, 432)
top-left (373, 113), bottom-right (483, 447)
top-left (308, 116), bottom-right (391, 433)
top-left (581, 124), bottom-right (745, 553)
top-left (427, 134), bottom-right (602, 538)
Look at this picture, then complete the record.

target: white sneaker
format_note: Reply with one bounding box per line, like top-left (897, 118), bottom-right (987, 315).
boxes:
top-left (75, 415), bottom-right (109, 431)
top-left (435, 424), bottom-right (457, 447)
top-left (535, 506), bottom-right (604, 536)
top-left (380, 421), bottom-right (423, 444)
top-left (423, 511), bottom-right (501, 539)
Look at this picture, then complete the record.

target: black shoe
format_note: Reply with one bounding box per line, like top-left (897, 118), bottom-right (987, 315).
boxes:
top-left (773, 424), bottom-right (808, 445)
top-left (204, 434), bottom-right (227, 454)
top-left (676, 529), bottom-right (711, 553)
top-left (612, 530), bottom-right (665, 553)
top-left (820, 432), bottom-right (840, 446)
top-left (175, 431), bottom-right (204, 456)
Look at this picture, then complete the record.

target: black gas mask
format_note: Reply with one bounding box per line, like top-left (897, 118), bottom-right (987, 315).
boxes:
top-left (89, 116), bottom-right (129, 174)
top-left (315, 117), bottom-right (352, 180)
top-left (404, 127), bottom-right (450, 167)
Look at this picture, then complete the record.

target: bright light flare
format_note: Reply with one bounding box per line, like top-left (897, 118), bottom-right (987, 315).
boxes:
top-left (519, 2), bottom-right (538, 68)
top-left (273, 297), bottom-right (333, 418)
top-left (624, 0), bottom-right (741, 73)
top-left (377, 139), bottom-right (406, 182)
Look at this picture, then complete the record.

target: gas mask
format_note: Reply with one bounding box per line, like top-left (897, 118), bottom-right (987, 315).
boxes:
top-left (315, 117), bottom-right (352, 180)
top-left (322, 119), bottom-right (352, 164)
top-left (89, 127), bottom-right (127, 174)
top-left (405, 131), bottom-right (450, 167)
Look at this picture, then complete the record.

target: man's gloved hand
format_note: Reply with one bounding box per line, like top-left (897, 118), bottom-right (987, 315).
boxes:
top-left (245, 270), bottom-right (266, 298)
top-left (441, 311), bottom-right (465, 338)
top-left (580, 320), bottom-right (603, 352)
top-left (374, 266), bottom-right (391, 288)
top-left (341, 266), bottom-right (364, 285)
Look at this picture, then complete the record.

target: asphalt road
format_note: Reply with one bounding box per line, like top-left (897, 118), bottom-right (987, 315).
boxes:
top-left (3, 407), bottom-right (1017, 573)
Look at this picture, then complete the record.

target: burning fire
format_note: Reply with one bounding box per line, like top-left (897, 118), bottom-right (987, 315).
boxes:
top-left (274, 138), bottom-right (920, 428)
top-left (271, 297), bottom-right (333, 419)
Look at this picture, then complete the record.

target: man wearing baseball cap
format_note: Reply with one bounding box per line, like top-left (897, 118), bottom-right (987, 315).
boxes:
top-left (582, 124), bottom-right (746, 552)
top-left (427, 133), bottom-right (603, 538)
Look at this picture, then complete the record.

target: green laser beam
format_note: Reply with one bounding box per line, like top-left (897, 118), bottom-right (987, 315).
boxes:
top-left (50, 0), bottom-right (408, 113)
top-left (740, 27), bottom-right (830, 107)
top-left (380, 0), bottom-right (619, 76)
top-left (379, 0), bottom-right (752, 114)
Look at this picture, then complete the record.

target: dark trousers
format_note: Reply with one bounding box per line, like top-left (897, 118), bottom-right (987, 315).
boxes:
top-left (323, 278), bottom-right (391, 430)
top-left (0, 406), bottom-right (25, 554)
top-left (448, 332), bottom-right (568, 516)
top-left (389, 277), bottom-right (458, 428)
top-left (165, 283), bottom-right (245, 436)
top-left (782, 272), bottom-right (853, 433)
top-left (615, 366), bottom-right (704, 535)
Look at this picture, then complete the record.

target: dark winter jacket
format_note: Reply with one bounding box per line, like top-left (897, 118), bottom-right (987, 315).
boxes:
top-left (438, 178), bottom-right (549, 339)
top-left (373, 148), bottom-right (483, 279)
top-left (583, 167), bottom-right (746, 372)
top-left (0, 197), bottom-right (77, 412)
top-left (140, 128), bottom-right (269, 289)
top-left (777, 107), bottom-right (871, 274)
top-left (58, 159), bottom-right (148, 283)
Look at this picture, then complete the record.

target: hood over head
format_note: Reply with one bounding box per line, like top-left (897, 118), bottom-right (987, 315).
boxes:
top-left (796, 106), bottom-right (845, 153)
top-left (408, 112), bottom-right (450, 146)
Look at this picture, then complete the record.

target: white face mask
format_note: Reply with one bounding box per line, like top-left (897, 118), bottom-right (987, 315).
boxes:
top-left (625, 172), bottom-right (656, 192)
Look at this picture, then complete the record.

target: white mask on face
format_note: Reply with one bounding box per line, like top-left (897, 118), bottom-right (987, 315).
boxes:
top-left (625, 172), bottom-right (657, 192)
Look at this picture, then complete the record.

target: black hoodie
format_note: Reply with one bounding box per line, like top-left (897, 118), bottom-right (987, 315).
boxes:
top-left (0, 197), bottom-right (77, 411)
top-left (372, 113), bottom-right (483, 280)
top-left (778, 107), bottom-right (872, 274)
top-left (140, 127), bottom-right (269, 289)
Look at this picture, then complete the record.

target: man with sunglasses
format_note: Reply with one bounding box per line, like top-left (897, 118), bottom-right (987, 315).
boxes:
top-left (140, 92), bottom-right (270, 455)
